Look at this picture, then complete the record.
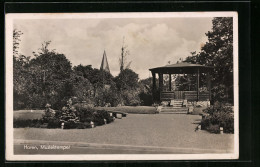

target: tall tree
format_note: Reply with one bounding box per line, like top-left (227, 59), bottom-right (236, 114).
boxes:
top-left (13, 29), bottom-right (23, 58)
top-left (28, 41), bottom-right (73, 109)
top-left (185, 17), bottom-right (233, 103)
top-left (114, 69), bottom-right (139, 91)
top-left (119, 37), bottom-right (131, 72)
top-left (13, 29), bottom-right (33, 109)
top-left (73, 64), bottom-right (114, 97)
top-left (114, 69), bottom-right (140, 106)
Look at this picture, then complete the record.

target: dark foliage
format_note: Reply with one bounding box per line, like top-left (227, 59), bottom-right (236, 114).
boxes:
top-left (138, 77), bottom-right (153, 106)
top-left (201, 102), bottom-right (234, 133)
top-left (114, 69), bottom-right (139, 90)
top-left (185, 17), bottom-right (233, 103)
top-left (13, 119), bottom-right (42, 128)
top-left (46, 118), bottom-right (60, 128)
top-left (93, 110), bottom-right (114, 125)
top-left (14, 101), bottom-right (114, 129)
top-left (94, 88), bottom-right (122, 107)
top-left (74, 104), bottom-right (114, 126)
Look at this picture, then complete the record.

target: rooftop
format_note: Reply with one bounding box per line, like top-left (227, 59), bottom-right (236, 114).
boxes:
top-left (149, 62), bottom-right (213, 74)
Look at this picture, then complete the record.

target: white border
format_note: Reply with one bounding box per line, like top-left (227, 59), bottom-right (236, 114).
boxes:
top-left (5, 12), bottom-right (239, 161)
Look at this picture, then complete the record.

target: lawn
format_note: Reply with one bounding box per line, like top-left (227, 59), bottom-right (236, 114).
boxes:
top-left (14, 106), bottom-right (157, 120)
top-left (95, 106), bottom-right (157, 114)
top-left (14, 114), bottom-right (234, 154)
top-left (14, 110), bottom-right (44, 120)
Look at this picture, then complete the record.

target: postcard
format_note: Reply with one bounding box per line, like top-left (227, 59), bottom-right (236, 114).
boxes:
top-left (6, 12), bottom-right (239, 161)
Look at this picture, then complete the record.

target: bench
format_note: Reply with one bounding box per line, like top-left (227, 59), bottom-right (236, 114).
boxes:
top-left (107, 111), bottom-right (128, 118)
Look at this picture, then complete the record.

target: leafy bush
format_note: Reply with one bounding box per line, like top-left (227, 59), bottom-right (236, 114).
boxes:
top-left (139, 92), bottom-right (153, 106)
top-left (47, 118), bottom-right (60, 128)
top-left (75, 122), bottom-right (91, 129)
top-left (94, 88), bottom-right (122, 107)
top-left (201, 101), bottom-right (234, 133)
top-left (138, 77), bottom-right (153, 106)
top-left (121, 90), bottom-right (141, 106)
top-left (74, 103), bottom-right (114, 125)
top-left (207, 124), bottom-right (220, 134)
top-left (212, 84), bottom-right (233, 104)
top-left (42, 104), bottom-right (56, 123)
top-left (14, 119), bottom-right (42, 128)
top-left (74, 105), bottom-right (94, 123)
top-left (93, 110), bottom-right (113, 125)
top-left (14, 99), bottom-right (114, 129)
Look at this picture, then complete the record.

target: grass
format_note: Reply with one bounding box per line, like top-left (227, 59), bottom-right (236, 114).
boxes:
top-left (14, 110), bottom-right (44, 120)
top-left (14, 106), bottom-right (157, 121)
top-left (95, 106), bottom-right (157, 114)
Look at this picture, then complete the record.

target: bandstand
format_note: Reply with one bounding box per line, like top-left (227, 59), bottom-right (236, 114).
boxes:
top-left (149, 62), bottom-right (213, 105)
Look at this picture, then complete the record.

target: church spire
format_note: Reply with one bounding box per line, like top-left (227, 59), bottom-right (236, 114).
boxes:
top-left (100, 50), bottom-right (110, 73)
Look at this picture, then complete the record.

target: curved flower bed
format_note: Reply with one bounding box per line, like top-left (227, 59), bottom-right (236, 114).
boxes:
top-left (14, 99), bottom-right (114, 129)
top-left (200, 102), bottom-right (234, 134)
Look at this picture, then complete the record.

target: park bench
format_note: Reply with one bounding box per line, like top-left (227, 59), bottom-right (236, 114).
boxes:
top-left (107, 111), bottom-right (128, 119)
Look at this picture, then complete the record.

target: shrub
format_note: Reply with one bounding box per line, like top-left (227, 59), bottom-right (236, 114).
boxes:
top-left (121, 90), bottom-right (140, 106)
top-left (63, 121), bottom-right (78, 129)
top-left (42, 104), bottom-right (56, 123)
top-left (14, 119), bottom-right (42, 128)
top-left (14, 99), bottom-right (114, 129)
top-left (47, 118), bottom-right (60, 128)
top-left (207, 124), bottom-right (220, 134)
top-left (201, 101), bottom-right (234, 133)
top-left (211, 84), bottom-right (231, 103)
top-left (75, 106), bottom-right (94, 123)
top-left (139, 92), bottom-right (153, 106)
top-left (94, 88), bottom-right (122, 107)
top-left (73, 103), bottom-right (114, 125)
top-left (93, 110), bottom-right (113, 125)
top-left (75, 122), bottom-right (91, 129)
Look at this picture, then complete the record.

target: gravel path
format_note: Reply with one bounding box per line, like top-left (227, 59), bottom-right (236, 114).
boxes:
top-left (14, 114), bottom-right (234, 151)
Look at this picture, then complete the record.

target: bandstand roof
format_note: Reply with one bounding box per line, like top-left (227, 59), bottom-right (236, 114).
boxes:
top-left (149, 62), bottom-right (213, 74)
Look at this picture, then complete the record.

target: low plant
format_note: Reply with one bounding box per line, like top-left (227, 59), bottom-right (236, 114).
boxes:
top-left (201, 101), bottom-right (234, 133)
top-left (47, 118), bottom-right (60, 128)
top-left (74, 103), bottom-right (114, 126)
top-left (13, 119), bottom-right (42, 128)
top-left (207, 124), bottom-right (220, 134)
top-left (14, 99), bottom-right (114, 129)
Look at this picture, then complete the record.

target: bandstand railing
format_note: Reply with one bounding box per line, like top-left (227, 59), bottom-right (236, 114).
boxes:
top-left (160, 91), bottom-right (210, 101)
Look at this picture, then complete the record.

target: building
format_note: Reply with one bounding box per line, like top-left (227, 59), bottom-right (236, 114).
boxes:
top-left (149, 62), bottom-right (213, 111)
top-left (100, 50), bottom-right (110, 73)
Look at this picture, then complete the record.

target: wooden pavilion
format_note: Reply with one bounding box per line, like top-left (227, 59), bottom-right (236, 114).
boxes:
top-left (149, 62), bottom-right (213, 102)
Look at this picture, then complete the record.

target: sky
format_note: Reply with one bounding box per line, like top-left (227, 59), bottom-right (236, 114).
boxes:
top-left (14, 17), bottom-right (213, 79)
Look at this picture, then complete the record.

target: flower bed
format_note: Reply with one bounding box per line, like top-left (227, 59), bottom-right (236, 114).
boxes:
top-left (14, 99), bottom-right (114, 129)
top-left (200, 102), bottom-right (234, 134)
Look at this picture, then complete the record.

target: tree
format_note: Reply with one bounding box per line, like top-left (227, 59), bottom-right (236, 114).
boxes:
top-left (114, 69), bottom-right (140, 106)
top-left (139, 77), bottom-right (153, 106)
top-left (13, 29), bottom-right (23, 58)
top-left (70, 71), bottom-right (94, 103)
top-left (119, 37), bottom-right (131, 72)
top-left (13, 29), bottom-right (33, 109)
top-left (185, 17), bottom-right (233, 103)
top-left (28, 41), bottom-right (73, 109)
top-left (114, 69), bottom-right (139, 90)
top-left (73, 64), bottom-right (115, 97)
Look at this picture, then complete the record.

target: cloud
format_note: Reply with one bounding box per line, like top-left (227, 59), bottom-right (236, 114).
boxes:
top-left (14, 17), bottom-right (212, 79)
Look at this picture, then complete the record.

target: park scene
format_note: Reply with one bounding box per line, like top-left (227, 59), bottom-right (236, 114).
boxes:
top-left (12, 16), bottom-right (235, 155)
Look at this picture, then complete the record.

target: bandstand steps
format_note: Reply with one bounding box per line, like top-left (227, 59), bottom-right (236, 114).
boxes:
top-left (170, 100), bottom-right (184, 108)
